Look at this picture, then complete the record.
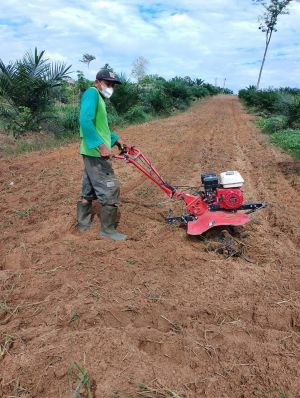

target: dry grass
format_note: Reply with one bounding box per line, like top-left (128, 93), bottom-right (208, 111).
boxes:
top-left (117, 381), bottom-right (184, 398)
top-left (0, 334), bottom-right (15, 359)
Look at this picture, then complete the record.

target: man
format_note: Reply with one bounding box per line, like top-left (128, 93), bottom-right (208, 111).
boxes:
top-left (77, 69), bottom-right (127, 241)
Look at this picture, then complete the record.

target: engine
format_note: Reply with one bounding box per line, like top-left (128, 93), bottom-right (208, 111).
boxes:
top-left (200, 171), bottom-right (244, 210)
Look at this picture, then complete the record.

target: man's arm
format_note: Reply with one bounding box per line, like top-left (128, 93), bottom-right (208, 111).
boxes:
top-left (80, 88), bottom-right (104, 149)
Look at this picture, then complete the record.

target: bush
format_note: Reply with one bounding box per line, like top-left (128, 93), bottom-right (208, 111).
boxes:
top-left (106, 101), bottom-right (125, 127)
top-left (286, 95), bottom-right (300, 128)
top-left (139, 86), bottom-right (172, 115)
top-left (76, 71), bottom-right (92, 94)
top-left (223, 88), bottom-right (234, 95)
top-left (124, 105), bottom-right (150, 124)
top-left (240, 85), bottom-right (300, 158)
top-left (191, 86), bottom-right (210, 98)
top-left (110, 81), bottom-right (140, 114)
top-left (165, 78), bottom-right (191, 103)
top-left (7, 106), bottom-right (34, 137)
top-left (60, 105), bottom-right (80, 131)
top-left (239, 87), bottom-right (281, 114)
top-left (256, 116), bottom-right (288, 134)
top-left (273, 92), bottom-right (294, 116)
top-left (239, 86), bottom-right (258, 108)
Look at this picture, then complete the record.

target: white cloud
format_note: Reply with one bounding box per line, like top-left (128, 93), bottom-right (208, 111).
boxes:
top-left (0, 0), bottom-right (299, 91)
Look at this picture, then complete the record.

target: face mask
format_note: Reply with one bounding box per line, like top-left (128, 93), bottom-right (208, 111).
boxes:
top-left (101, 85), bottom-right (114, 98)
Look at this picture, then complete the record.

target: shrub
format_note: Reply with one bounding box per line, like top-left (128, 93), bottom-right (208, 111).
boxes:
top-left (256, 116), bottom-right (288, 134)
top-left (191, 86), bottom-right (210, 98)
top-left (286, 95), bottom-right (300, 128)
top-left (239, 86), bottom-right (259, 107)
top-left (223, 88), bottom-right (234, 95)
top-left (7, 106), bottom-right (34, 137)
top-left (76, 71), bottom-right (92, 94)
top-left (106, 102), bottom-right (125, 127)
top-left (139, 86), bottom-right (172, 115)
top-left (60, 105), bottom-right (80, 131)
top-left (165, 78), bottom-right (191, 103)
top-left (255, 90), bottom-right (281, 113)
top-left (273, 92), bottom-right (294, 115)
top-left (124, 105), bottom-right (150, 123)
top-left (110, 81), bottom-right (140, 114)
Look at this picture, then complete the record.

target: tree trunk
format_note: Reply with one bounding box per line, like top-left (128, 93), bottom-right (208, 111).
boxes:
top-left (256, 30), bottom-right (273, 90)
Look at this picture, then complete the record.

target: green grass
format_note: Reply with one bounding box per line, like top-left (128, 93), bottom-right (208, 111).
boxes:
top-left (256, 116), bottom-right (300, 160)
top-left (14, 205), bottom-right (38, 219)
top-left (270, 129), bottom-right (300, 159)
top-left (69, 362), bottom-right (94, 398)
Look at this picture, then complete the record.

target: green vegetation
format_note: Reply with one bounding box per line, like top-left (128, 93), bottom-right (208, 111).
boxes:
top-left (107, 73), bottom-right (231, 127)
top-left (69, 362), bottom-right (94, 398)
top-left (239, 86), bottom-right (300, 159)
top-left (270, 129), bottom-right (300, 158)
top-left (0, 47), bottom-right (71, 136)
top-left (0, 48), bottom-right (233, 156)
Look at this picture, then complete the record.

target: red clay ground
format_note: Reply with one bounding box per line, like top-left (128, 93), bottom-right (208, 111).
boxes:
top-left (0, 95), bottom-right (299, 398)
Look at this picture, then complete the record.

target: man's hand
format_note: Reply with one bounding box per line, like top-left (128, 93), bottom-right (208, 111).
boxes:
top-left (115, 140), bottom-right (124, 151)
top-left (98, 144), bottom-right (111, 158)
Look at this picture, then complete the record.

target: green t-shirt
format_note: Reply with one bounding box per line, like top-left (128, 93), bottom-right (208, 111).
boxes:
top-left (79, 87), bottom-right (119, 157)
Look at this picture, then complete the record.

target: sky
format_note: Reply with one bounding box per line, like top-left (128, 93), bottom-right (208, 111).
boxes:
top-left (0, 0), bottom-right (299, 92)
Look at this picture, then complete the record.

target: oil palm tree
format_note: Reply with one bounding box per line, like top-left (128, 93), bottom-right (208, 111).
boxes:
top-left (0, 47), bottom-right (71, 133)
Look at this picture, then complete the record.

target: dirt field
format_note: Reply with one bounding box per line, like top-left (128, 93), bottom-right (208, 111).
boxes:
top-left (0, 95), bottom-right (299, 398)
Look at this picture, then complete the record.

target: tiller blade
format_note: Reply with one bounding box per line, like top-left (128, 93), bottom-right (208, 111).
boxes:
top-left (187, 210), bottom-right (251, 235)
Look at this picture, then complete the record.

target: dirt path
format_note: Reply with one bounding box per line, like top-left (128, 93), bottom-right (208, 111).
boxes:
top-left (0, 96), bottom-right (299, 398)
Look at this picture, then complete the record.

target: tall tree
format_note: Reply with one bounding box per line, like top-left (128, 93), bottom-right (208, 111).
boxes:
top-left (131, 56), bottom-right (149, 82)
top-left (79, 53), bottom-right (96, 68)
top-left (254, 0), bottom-right (292, 89)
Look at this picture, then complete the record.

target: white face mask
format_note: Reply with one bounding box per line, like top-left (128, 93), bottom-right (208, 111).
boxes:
top-left (101, 85), bottom-right (114, 98)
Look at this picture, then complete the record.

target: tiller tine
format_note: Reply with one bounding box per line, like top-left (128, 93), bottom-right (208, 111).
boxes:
top-left (187, 210), bottom-right (251, 235)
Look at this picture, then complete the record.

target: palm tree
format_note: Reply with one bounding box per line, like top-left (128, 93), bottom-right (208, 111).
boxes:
top-left (0, 47), bottom-right (71, 133)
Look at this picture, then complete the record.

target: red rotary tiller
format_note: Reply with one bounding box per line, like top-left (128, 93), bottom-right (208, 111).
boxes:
top-left (115, 145), bottom-right (267, 235)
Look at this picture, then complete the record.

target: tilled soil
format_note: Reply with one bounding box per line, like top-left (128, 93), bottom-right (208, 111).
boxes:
top-left (0, 95), bottom-right (299, 398)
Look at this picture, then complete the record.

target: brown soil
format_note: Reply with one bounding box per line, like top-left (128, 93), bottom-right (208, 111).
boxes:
top-left (0, 96), bottom-right (299, 398)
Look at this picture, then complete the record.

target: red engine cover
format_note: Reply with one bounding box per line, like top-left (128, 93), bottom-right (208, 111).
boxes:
top-left (215, 188), bottom-right (244, 210)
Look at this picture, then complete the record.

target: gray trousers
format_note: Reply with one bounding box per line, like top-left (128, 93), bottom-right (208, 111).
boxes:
top-left (81, 155), bottom-right (120, 205)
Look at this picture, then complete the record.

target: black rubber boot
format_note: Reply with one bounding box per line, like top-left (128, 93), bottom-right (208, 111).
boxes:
top-left (76, 201), bottom-right (92, 231)
top-left (100, 205), bottom-right (127, 241)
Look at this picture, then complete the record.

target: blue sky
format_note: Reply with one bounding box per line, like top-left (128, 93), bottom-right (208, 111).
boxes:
top-left (0, 0), bottom-right (299, 92)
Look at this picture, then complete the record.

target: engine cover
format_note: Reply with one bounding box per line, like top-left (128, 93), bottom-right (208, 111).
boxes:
top-left (216, 188), bottom-right (244, 210)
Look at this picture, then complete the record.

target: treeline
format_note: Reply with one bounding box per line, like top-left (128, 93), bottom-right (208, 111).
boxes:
top-left (0, 48), bottom-right (232, 138)
top-left (77, 72), bottom-right (233, 127)
top-left (239, 86), bottom-right (300, 159)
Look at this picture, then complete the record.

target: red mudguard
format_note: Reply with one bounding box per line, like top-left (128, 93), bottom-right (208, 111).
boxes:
top-left (187, 211), bottom-right (251, 235)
